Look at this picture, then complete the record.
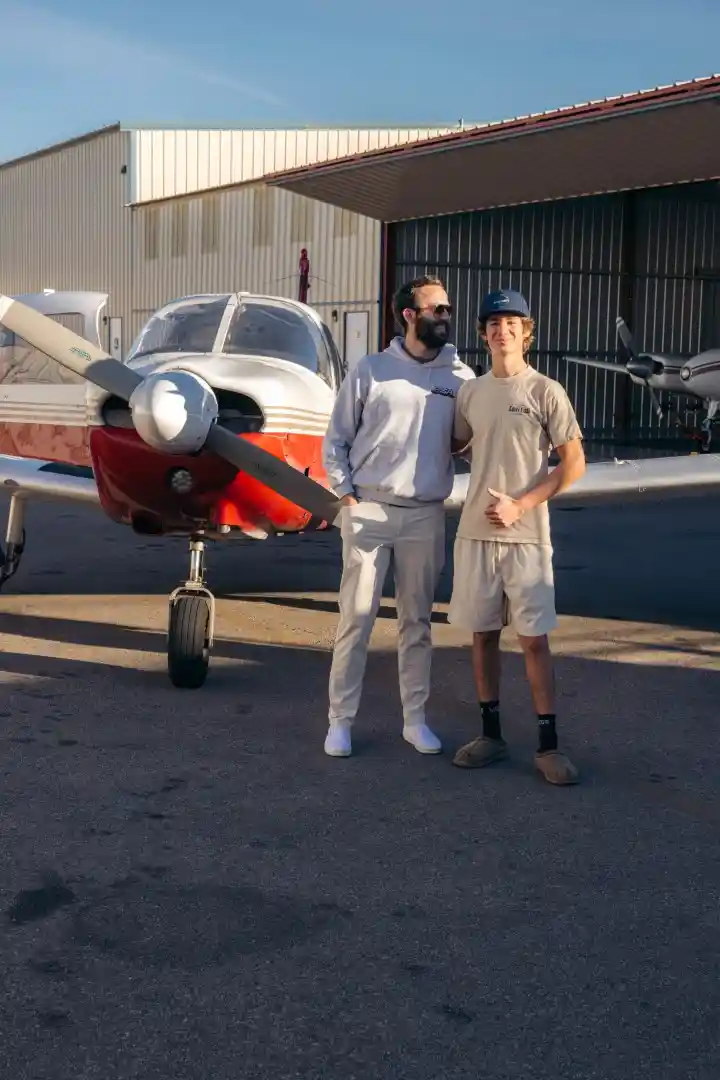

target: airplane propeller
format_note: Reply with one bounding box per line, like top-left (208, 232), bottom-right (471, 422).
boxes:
top-left (0, 294), bottom-right (343, 525)
top-left (564, 315), bottom-right (665, 420)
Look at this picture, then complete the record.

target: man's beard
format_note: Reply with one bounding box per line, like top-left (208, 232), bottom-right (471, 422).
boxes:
top-left (415, 315), bottom-right (451, 350)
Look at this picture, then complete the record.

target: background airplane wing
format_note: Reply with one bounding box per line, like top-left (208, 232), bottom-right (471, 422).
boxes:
top-left (563, 355), bottom-right (630, 374)
top-left (0, 455), bottom-right (100, 505)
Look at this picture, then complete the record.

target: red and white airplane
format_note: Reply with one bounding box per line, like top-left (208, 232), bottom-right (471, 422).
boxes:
top-left (0, 288), bottom-right (719, 689)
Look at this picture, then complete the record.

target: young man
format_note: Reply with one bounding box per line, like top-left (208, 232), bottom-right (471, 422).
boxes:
top-left (448, 288), bottom-right (586, 785)
top-left (322, 275), bottom-right (475, 758)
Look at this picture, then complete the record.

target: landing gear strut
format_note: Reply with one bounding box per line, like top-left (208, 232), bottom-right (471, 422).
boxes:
top-left (167, 534), bottom-right (215, 688)
top-left (0, 493), bottom-right (27, 589)
top-left (699, 401), bottom-right (719, 452)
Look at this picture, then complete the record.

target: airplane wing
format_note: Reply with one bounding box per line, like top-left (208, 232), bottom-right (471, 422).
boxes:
top-left (0, 454), bottom-right (100, 505)
top-left (0, 447), bottom-right (717, 530)
top-left (445, 452), bottom-right (720, 510)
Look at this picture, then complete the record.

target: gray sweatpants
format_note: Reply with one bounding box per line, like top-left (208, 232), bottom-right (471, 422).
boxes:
top-left (328, 499), bottom-right (446, 728)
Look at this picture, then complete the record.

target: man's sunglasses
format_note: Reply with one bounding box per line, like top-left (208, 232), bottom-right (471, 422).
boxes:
top-left (415, 303), bottom-right (453, 316)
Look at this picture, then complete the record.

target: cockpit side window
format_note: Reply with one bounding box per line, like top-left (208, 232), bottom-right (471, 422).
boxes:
top-left (223, 302), bottom-right (320, 376)
top-left (0, 313), bottom-right (86, 385)
top-left (128, 297), bottom-right (229, 360)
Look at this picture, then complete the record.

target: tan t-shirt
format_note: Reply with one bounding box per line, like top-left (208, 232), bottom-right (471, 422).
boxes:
top-left (453, 365), bottom-right (582, 545)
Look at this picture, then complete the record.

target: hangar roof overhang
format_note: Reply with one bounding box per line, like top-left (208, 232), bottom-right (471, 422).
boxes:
top-left (265, 75), bottom-right (720, 222)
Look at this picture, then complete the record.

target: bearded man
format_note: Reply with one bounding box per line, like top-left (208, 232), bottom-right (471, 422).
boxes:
top-left (321, 275), bottom-right (475, 758)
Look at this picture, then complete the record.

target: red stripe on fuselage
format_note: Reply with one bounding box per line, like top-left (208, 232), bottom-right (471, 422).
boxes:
top-left (0, 422), bottom-right (92, 466)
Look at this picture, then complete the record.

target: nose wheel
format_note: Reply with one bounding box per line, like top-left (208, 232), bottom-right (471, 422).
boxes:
top-left (167, 536), bottom-right (216, 688)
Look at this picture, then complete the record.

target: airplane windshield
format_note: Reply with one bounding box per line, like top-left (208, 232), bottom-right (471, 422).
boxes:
top-left (128, 296), bottom-right (229, 360)
top-left (222, 301), bottom-right (320, 371)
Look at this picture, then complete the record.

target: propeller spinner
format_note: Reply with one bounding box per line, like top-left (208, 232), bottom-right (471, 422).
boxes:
top-left (0, 294), bottom-right (342, 525)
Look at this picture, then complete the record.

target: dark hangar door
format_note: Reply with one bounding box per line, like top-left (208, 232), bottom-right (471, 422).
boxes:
top-left (386, 183), bottom-right (720, 444)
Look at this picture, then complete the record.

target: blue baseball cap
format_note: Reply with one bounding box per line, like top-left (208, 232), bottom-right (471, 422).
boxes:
top-left (478, 289), bottom-right (531, 320)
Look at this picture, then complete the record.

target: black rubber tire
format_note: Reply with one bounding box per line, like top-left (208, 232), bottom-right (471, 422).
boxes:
top-left (167, 595), bottom-right (210, 689)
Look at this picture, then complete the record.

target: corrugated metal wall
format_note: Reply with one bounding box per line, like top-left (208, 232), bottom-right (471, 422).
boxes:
top-left (0, 127), bottom-right (133, 346)
top-left (391, 181), bottom-right (720, 440)
top-left (129, 127), bottom-right (457, 204)
top-left (129, 184), bottom-right (381, 355)
top-left (0, 126), bottom-right (385, 364)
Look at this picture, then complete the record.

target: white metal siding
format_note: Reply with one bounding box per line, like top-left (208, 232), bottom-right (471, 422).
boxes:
top-left (129, 127), bottom-right (457, 204)
top-left (0, 128), bottom-right (133, 341)
top-left (0, 126), bottom-right (392, 363)
top-left (129, 184), bottom-right (381, 357)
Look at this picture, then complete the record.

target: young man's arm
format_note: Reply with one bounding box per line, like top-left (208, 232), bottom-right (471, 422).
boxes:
top-left (451, 380), bottom-right (474, 458)
top-left (322, 361), bottom-right (368, 504)
top-left (516, 437), bottom-right (586, 510)
top-left (486, 384), bottom-right (585, 526)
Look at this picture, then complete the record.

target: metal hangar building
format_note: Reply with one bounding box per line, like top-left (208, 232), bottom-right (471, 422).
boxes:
top-left (0, 122), bottom-right (459, 365)
top-left (267, 75), bottom-right (720, 444)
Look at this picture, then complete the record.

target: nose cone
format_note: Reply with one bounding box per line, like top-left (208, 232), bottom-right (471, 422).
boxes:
top-left (129, 370), bottom-right (218, 455)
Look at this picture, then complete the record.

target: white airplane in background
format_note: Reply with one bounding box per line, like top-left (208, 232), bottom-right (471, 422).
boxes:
top-left (564, 316), bottom-right (720, 450)
top-left (0, 289), bottom-right (719, 689)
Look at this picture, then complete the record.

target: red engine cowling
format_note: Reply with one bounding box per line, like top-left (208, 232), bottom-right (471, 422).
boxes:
top-left (89, 426), bottom-right (330, 536)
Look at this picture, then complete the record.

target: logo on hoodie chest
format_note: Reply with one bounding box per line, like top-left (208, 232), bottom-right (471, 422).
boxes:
top-left (431, 385), bottom-right (456, 398)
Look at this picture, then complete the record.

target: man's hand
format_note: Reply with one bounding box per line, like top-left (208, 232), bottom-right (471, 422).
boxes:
top-left (340, 494), bottom-right (359, 507)
top-left (485, 488), bottom-right (524, 528)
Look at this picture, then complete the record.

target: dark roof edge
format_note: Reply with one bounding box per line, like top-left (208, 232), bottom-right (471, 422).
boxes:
top-left (0, 123), bottom-right (122, 172)
top-left (265, 74), bottom-right (720, 185)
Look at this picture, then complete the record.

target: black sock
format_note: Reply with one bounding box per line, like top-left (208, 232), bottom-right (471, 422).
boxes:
top-left (480, 700), bottom-right (501, 741)
top-left (538, 714), bottom-right (557, 753)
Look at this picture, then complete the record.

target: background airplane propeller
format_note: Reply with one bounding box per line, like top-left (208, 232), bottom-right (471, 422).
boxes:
top-left (0, 294), bottom-right (343, 525)
top-left (565, 315), bottom-right (665, 420)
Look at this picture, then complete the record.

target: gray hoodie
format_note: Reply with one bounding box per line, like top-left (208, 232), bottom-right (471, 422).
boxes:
top-left (322, 336), bottom-right (475, 507)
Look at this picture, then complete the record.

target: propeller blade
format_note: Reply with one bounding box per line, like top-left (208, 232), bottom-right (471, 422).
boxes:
top-left (615, 316), bottom-right (639, 360)
top-left (0, 293), bottom-right (342, 525)
top-left (564, 355), bottom-right (630, 374)
top-left (0, 294), bottom-right (142, 401)
top-left (206, 425), bottom-right (341, 524)
top-left (645, 382), bottom-right (664, 420)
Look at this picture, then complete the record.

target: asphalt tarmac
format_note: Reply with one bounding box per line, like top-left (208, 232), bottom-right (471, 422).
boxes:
top-left (1, 489), bottom-right (719, 1080)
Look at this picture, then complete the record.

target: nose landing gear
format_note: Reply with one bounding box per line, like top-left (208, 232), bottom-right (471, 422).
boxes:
top-left (0, 493), bottom-right (27, 590)
top-left (167, 534), bottom-right (216, 688)
top-left (699, 401), bottom-right (719, 453)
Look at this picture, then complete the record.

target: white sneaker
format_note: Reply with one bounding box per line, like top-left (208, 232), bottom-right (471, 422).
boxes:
top-left (324, 724), bottom-right (352, 757)
top-left (403, 723), bottom-right (442, 754)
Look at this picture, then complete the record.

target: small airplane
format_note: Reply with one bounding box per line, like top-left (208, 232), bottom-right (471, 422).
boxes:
top-left (564, 316), bottom-right (720, 450)
top-left (0, 289), bottom-right (720, 691)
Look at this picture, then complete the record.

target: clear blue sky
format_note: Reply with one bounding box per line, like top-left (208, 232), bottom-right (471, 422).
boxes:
top-left (1, 0), bottom-right (718, 163)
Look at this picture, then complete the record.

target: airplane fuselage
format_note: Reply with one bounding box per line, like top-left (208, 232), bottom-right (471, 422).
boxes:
top-left (0, 291), bottom-right (341, 540)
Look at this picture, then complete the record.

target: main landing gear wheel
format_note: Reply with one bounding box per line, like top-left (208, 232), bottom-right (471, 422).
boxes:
top-left (167, 536), bottom-right (216, 689)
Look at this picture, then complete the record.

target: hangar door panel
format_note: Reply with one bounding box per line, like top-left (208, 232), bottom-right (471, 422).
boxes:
top-left (344, 311), bottom-right (369, 372)
top-left (390, 182), bottom-right (720, 443)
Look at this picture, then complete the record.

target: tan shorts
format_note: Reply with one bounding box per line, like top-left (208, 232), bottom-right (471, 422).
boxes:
top-left (448, 537), bottom-right (557, 637)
